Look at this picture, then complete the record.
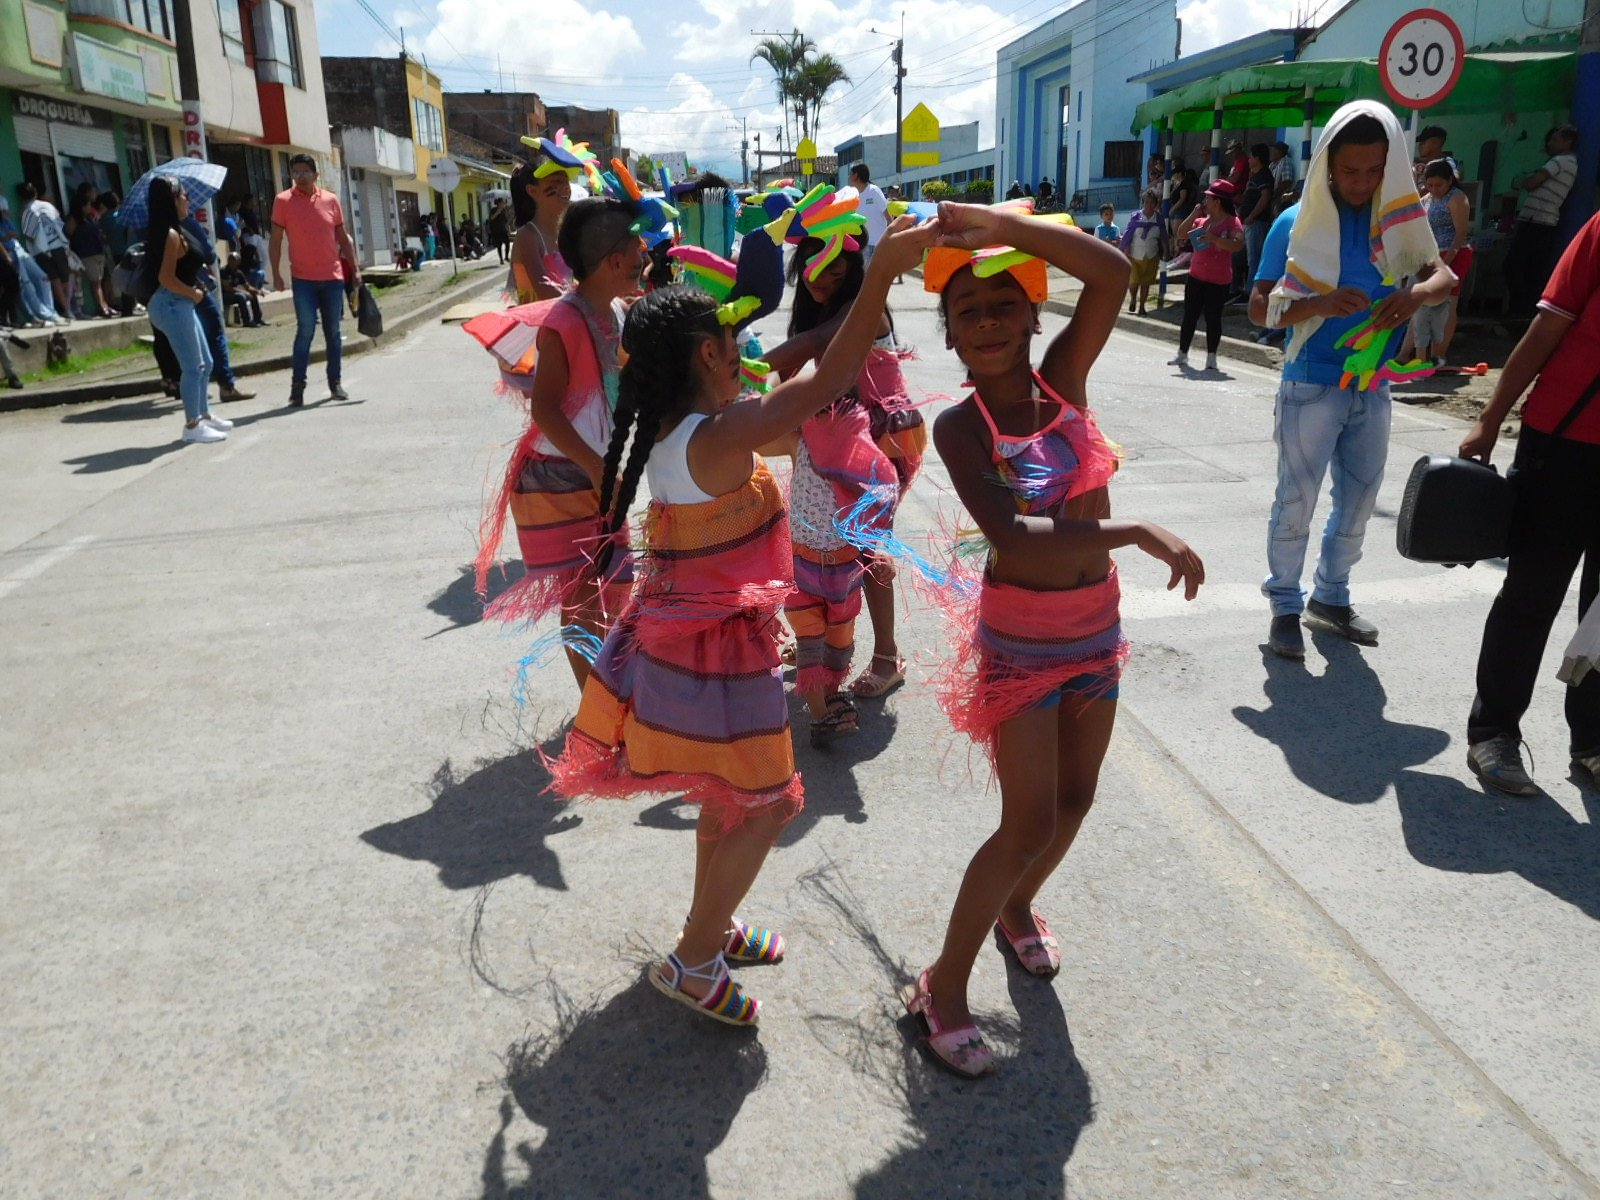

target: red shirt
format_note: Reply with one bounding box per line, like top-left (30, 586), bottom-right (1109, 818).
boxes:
top-left (1524, 210), bottom-right (1600, 444)
top-left (271, 185), bottom-right (345, 282)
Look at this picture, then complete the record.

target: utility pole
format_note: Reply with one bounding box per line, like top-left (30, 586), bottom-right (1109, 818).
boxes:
top-left (753, 131), bottom-right (762, 188)
top-left (894, 15), bottom-right (906, 176)
top-left (739, 116), bottom-right (750, 188)
top-left (1570, 0), bottom-right (1600, 230)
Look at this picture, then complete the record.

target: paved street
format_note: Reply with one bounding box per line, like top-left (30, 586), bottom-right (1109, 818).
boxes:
top-left (3, 279), bottom-right (1597, 1199)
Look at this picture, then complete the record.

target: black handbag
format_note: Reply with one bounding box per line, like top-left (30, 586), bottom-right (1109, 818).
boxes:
top-left (1397, 371), bottom-right (1600, 566)
top-left (354, 283), bottom-right (383, 339)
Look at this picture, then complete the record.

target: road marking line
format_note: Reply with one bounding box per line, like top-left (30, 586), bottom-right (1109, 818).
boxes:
top-left (207, 428), bottom-right (264, 464)
top-left (0, 534), bottom-right (97, 600)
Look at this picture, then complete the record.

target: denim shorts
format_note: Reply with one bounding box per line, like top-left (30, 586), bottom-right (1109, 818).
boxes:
top-left (1034, 671), bottom-right (1121, 709)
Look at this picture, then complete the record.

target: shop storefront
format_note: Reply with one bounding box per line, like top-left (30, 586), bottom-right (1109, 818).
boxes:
top-left (9, 90), bottom-right (149, 204)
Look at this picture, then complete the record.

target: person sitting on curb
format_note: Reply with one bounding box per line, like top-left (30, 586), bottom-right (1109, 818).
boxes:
top-left (1247, 100), bottom-right (1453, 660)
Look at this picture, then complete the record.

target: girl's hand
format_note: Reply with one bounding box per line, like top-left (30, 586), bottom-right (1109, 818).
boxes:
top-left (933, 202), bottom-right (1005, 250)
top-left (872, 214), bottom-right (940, 274)
top-left (1136, 523), bottom-right (1205, 600)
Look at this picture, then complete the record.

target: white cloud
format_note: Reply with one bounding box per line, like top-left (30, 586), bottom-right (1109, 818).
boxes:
top-left (414, 0), bottom-right (645, 80)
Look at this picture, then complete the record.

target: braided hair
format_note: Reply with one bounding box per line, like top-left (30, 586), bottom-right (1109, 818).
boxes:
top-left (594, 286), bottom-right (724, 571)
top-left (557, 197), bottom-right (642, 282)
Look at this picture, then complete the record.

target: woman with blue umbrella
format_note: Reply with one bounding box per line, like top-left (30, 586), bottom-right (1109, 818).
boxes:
top-left (142, 176), bottom-right (232, 443)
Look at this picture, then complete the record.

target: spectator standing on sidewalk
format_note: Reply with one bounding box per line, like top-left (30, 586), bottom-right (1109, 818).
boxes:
top-left (17, 182), bottom-right (71, 320)
top-left (1238, 145), bottom-right (1276, 294)
top-left (1458, 211), bottom-right (1600, 795)
top-left (1248, 100), bottom-right (1452, 660)
top-left (850, 162), bottom-right (889, 263)
top-left (1505, 125), bottom-right (1578, 316)
top-left (271, 154), bottom-right (359, 407)
top-left (1171, 179), bottom-right (1243, 373)
top-left (98, 192), bottom-right (132, 314)
top-left (179, 213), bottom-right (254, 402)
top-left (140, 178), bottom-right (233, 444)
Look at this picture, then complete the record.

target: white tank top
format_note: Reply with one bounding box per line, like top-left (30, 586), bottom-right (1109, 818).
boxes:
top-left (646, 413), bottom-right (717, 505)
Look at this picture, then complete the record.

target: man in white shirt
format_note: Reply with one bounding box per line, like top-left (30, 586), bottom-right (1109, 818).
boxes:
top-left (1507, 124), bottom-right (1579, 314)
top-left (849, 162), bottom-right (888, 261)
top-left (16, 182), bottom-right (71, 319)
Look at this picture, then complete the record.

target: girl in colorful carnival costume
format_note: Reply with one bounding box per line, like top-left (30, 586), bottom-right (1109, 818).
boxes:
top-left (506, 132), bottom-right (597, 304)
top-left (548, 216), bottom-right (939, 1027)
top-left (763, 190), bottom-right (928, 711)
top-left (903, 202), bottom-right (1205, 1076)
top-left (467, 199), bottom-right (648, 690)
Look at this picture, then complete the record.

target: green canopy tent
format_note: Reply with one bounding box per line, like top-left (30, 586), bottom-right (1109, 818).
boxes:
top-left (1130, 51), bottom-right (1576, 136)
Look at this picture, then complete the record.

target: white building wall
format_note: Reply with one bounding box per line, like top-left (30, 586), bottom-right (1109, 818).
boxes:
top-left (1300, 0), bottom-right (1584, 59)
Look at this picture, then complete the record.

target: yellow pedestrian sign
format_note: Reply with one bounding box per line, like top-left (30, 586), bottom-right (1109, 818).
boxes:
top-left (902, 102), bottom-right (940, 167)
top-left (797, 137), bottom-right (818, 175)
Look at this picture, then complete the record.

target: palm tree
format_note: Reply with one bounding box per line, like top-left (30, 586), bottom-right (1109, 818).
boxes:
top-left (792, 53), bottom-right (851, 148)
top-left (751, 30), bottom-right (815, 159)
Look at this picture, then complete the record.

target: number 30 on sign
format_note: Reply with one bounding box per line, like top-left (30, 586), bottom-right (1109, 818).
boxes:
top-left (1379, 8), bottom-right (1465, 110)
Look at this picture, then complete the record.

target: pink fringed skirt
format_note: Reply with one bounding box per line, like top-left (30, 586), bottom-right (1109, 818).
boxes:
top-left (938, 567), bottom-right (1129, 761)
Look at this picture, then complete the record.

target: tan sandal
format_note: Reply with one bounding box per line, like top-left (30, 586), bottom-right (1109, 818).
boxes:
top-left (849, 654), bottom-right (905, 698)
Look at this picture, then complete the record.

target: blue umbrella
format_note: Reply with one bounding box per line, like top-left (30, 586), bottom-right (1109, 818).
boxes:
top-left (119, 159), bottom-right (229, 230)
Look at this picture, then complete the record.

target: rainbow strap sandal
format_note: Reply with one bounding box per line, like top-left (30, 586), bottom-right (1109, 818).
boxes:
top-left (724, 918), bottom-right (785, 965)
top-left (650, 953), bottom-right (759, 1027)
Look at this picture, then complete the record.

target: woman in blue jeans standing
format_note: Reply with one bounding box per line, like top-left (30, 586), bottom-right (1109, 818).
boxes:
top-left (142, 178), bottom-right (233, 445)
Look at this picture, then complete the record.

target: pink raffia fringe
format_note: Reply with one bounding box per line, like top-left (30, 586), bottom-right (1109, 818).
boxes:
top-left (543, 730), bottom-right (805, 841)
top-left (935, 566), bottom-right (1129, 770)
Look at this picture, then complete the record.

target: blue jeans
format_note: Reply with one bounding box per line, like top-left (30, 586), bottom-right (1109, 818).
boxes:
top-left (1263, 380), bottom-right (1391, 616)
top-left (291, 278), bottom-right (344, 386)
top-left (147, 286), bottom-right (212, 424)
top-left (195, 286), bottom-right (237, 389)
top-left (1245, 221), bottom-right (1269, 289)
top-left (8, 242), bottom-right (56, 322)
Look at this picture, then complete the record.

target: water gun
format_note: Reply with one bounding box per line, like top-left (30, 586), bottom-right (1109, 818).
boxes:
top-left (1334, 302), bottom-right (1438, 391)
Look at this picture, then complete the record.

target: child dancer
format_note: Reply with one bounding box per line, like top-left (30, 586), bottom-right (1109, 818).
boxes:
top-left (905, 203), bottom-right (1204, 1076)
top-left (763, 234), bottom-right (927, 704)
top-left (550, 216), bottom-right (937, 1027)
top-left (506, 133), bottom-right (595, 303)
top-left (470, 198), bottom-right (647, 690)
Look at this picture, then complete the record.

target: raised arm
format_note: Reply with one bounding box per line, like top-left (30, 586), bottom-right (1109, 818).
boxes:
top-left (695, 217), bottom-right (937, 458)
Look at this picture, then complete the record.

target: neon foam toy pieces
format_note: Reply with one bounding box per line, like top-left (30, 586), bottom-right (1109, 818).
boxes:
top-left (1334, 303), bottom-right (1439, 391)
top-left (520, 129), bottom-right (603, 191)
top-left (669, 245), bottom-right (738, 299)
top-left (920, 203), bottom-right (1076, 304)
top-left (761, 183), bottom-right (868, 282)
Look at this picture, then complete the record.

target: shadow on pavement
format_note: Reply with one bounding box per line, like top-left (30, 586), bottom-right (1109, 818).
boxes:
top-left (361, 733), bottom-right (580, 891)
top-left (481, 977), bottom-right (767, 1199)
top-left (59, 396), bottom-right (176, 423)
top-left (1233, 634), bottom-right (1450, 804)
top-left (427, 561), bottom-right (526, 633)
top-left (1395, 767), bottom-right (1600, 921)
top-left (800, 861), bottom-right (1094, 1198)
top-left (62, 441), bottom-right (185, 473)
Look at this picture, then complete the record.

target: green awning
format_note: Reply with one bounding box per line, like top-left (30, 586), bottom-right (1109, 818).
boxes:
top-left (1131, 52), bottom-right (1576, 134)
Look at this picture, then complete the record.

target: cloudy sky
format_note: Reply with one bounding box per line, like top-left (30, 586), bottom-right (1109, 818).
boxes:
top-left (313, 0), bottom-right (1346, 176)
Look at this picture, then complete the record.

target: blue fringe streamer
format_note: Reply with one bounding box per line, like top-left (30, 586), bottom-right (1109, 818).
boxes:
top-left (512, 625), bottom-right (605, 705)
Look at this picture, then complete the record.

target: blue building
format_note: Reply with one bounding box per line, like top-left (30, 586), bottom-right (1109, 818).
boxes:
top-left (994, 0), bottom-right (1177, 209)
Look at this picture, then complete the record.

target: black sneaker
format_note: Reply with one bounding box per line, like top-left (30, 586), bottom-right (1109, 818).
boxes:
top-left (1268, 614), bottom-right (1304, 659)
top-left (329, 382), bottom-right (349, 401)
top-left (1304, 598), bottom-right (1378, 645)
top-left (288, 380), bottom-right (305, 408)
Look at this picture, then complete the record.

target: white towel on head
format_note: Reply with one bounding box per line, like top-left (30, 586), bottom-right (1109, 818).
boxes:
top-left (1268, 100), bottom-right (1442, 362)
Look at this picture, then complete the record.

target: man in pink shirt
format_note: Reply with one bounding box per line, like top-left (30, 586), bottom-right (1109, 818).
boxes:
top-left (270, 154), bottom-right (359, 406)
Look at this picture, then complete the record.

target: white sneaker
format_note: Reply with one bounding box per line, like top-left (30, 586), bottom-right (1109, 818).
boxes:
top-left (182, 422), bottom-right (227, 443)
top-left (201, 413), bottom-right (234, 431)
top-left (1167, 352), bottom-right (1188, 367)
top-left (1205, 354), bottom-right (1219, 371)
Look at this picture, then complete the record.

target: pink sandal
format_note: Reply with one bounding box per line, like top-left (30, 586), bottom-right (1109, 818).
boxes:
top-left (995, 911), bottom-right (1061, 977)
top-left (849, 654), bottom-right (906, 699)
top-left (900, 966), bottom-right (995, 1078)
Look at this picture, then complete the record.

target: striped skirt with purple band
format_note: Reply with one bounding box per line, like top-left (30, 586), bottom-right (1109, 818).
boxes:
top-left (938, 566), bottom-right (1130, 766)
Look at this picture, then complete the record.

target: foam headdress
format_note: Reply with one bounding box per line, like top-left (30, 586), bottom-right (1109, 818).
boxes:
top-left (520, 128), bottom-right (604, 192)
top-left (602, 158), bottom-right (678, 243)
top-left (761, 182), bottom-right (867, 282)
top-left (666, 245), bottom-right (763, 327)
top-left (920, 200), bottom-right (1077, 304)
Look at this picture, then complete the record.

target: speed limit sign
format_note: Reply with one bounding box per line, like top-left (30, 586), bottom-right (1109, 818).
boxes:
top-left (1379, 8), bottom-right (1465, 109)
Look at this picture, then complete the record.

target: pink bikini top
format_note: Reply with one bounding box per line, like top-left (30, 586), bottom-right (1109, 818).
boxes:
top-left (970, 372), bottom-right (1117, 515)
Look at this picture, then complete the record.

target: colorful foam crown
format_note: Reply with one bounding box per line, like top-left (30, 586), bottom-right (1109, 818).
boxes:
top-left (761, 183), bottom-right (868, 282)
top-left (669, 245), bottom-right (737, 300)
top-left (521, 128), bottom-right (603, 191)
top-left (920, 200), bottom-right (1077, 304)
top-left (601, 158), bottom-right (678, 241)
